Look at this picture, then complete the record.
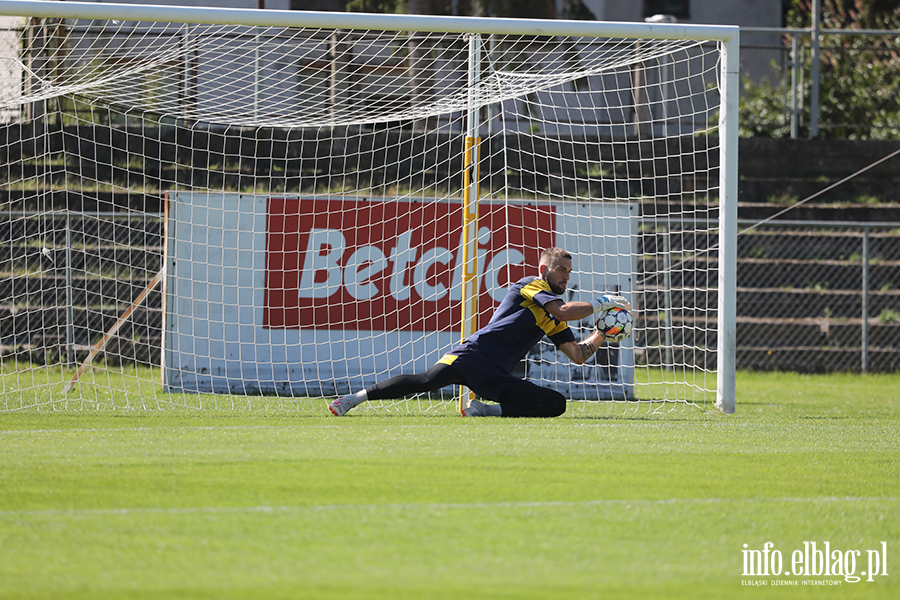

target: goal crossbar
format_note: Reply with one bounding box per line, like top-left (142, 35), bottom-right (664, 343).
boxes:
top-left (0, 0), bottom-right (737, 41)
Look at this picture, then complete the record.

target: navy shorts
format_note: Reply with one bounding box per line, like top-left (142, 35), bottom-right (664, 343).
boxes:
top-left (437, 351), bottom-right (523, 402)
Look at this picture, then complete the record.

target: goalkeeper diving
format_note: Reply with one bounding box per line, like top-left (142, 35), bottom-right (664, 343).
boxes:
top-left (330, 247), bottom-right (630, 418)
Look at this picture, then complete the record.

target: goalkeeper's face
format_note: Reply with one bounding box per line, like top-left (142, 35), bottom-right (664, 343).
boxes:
top-left (542, 257), bottom-right (572, 295)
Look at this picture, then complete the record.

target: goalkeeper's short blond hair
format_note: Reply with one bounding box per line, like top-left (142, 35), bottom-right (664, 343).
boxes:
top-left (539, 247), bottom-right (572, 267)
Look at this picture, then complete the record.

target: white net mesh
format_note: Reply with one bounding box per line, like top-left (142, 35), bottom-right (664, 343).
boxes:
top-left (0, 11), bottom-right (726, 412)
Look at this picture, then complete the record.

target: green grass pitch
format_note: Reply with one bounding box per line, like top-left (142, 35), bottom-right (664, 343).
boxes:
top-left (1, 371), bottom-right (898, 599)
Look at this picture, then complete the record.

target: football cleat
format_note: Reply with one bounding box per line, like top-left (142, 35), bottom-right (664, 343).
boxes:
top-left (462, 399), bottom-right (488, 417)
top-left (329, 396), bottom-right (352, 417)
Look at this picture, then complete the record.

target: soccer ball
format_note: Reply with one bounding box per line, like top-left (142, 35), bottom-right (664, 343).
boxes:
top-left (596, 307), bottom-right (634, 343)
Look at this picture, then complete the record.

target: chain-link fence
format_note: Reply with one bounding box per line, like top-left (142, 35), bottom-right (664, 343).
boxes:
top-left (6, 212), bottom-right (897, 373)
top-left (735, 220), bottom-right (900, 372)
top-left (0, 210), bottom-right (164, 369)
top-left (636, 218), bottom-right (900, 373)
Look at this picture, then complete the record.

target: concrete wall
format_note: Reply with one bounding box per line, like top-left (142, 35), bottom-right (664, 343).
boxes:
top-left (586, 0), bottom-right (781, 27)
top-left (582, 0), bottom-right (784, 87)
top-left (74, 0), bottom-right (781, 25)
top-left (77, 0), bottom-right (293, 10)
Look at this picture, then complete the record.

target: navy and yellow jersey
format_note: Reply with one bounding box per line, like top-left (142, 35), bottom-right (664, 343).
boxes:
top-left (443, 276), bottom-right (575, 374)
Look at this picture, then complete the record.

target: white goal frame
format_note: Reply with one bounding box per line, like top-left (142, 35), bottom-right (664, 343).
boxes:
top-left (0, 0), bottom-right (739, 413)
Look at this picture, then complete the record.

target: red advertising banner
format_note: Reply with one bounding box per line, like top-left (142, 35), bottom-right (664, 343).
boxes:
top-left (264, 198), bottom-right (555, 330)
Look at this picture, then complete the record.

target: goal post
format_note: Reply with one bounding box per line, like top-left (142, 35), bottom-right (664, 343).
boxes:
top-left (716, 33), bottom-right (740, 415)
top-left (0, 0), bottom-right (739, 413)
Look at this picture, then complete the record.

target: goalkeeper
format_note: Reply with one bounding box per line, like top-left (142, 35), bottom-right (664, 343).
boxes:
top-left (329, 247), bottom-right (629, 418)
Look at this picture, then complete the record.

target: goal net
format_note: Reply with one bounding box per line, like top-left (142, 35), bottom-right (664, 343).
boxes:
top-left (0, 2), bottom-right (738, 413)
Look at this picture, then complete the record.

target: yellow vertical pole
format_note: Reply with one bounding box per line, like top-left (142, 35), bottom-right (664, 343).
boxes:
top-left (461, 136), bottom-right (481, 334)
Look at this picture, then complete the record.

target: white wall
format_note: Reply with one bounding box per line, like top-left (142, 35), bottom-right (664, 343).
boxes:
top-left (0, 16), bottom-right (23, 123)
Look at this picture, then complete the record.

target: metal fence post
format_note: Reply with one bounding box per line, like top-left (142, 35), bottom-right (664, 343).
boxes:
top-left (790, 32), bottom-right (799, 139)
top-left (809, 0), bottom-right (821, 138)
top-left (861, 224), bottom-right (869, 372)
top-left (662, 225), bottom-right (675, 370)
top-left (65, 211), bottom-right (75, 366)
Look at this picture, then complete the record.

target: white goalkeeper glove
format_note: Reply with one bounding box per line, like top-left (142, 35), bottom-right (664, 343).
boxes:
top-left (589, 294), bottom-right (630, 314)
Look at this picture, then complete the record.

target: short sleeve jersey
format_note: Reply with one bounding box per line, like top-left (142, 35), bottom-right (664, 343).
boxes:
top-left (448, 276), bottom-right (576, 373)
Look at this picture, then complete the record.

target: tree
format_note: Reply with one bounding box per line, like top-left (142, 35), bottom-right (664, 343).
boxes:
top-left (741, 0), bottom-right (900, 139)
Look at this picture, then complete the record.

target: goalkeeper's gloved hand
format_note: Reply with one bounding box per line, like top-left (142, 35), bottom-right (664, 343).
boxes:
top-left (589, 294), bottom-right (630, 314)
